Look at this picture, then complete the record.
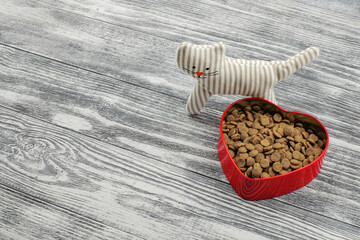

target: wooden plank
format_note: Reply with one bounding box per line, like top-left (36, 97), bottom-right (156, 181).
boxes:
top-left (0, 44), bottom-right (359, 227)
top-left (0, 106), bottom-right (357, 239)
top-left (0, 184), bottom-right (132, 240)
top-left (0, 0), bottom-right (358, 102)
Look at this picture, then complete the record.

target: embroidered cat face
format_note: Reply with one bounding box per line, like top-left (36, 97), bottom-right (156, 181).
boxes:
top-left (176, 42), bottom-right (225, 80)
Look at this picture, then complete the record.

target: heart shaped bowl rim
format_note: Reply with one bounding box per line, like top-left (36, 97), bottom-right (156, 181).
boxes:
top-left (218, 98), bottom-right (329, 200)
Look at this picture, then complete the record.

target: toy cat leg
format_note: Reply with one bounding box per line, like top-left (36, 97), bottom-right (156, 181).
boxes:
top-left (264, 89), bottom-right (277, 104)
top-left (186, 80), bottom-right (213, 115)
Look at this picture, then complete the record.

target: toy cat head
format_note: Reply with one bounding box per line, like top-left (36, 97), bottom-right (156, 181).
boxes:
top-left (176, 42), bottom-right (226, 80)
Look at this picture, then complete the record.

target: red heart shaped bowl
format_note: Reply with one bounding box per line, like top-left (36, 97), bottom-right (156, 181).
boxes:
top-left (218, 98), bottom-right (329, 200)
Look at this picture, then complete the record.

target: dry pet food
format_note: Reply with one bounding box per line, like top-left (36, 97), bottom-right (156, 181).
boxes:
top-left (223, 105), bottom-right (327, 179)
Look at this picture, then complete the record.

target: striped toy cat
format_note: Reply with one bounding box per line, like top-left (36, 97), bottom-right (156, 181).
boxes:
top-left (176, 42), bottom-right (319, 115)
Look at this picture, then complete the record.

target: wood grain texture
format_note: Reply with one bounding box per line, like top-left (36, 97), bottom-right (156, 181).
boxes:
top-left (0, 184), bottom-right (132, 240)
top-left (0, 107), bottom-right (357, 240)
top-left (0, 0), bottom-right (359, 239)
top-left (0, 34), bottom-right (359, 226)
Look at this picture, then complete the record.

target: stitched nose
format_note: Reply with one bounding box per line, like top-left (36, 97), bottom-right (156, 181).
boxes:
top-left (196, 72), bottom-right (204, 76)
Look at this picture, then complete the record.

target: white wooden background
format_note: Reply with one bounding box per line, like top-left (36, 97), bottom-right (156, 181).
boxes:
top-left (0, 0), bottom-right (359, 239)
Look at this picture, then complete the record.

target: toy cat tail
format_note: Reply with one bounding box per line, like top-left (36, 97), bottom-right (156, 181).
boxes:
top-left (274, 46), bottom-right (320, 82)
top-left (176, 42), bottom-right (320, 115)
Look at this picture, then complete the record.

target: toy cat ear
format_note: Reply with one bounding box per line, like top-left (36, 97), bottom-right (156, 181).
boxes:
top-left (180, 41), bottom-right (191, 46)
top-left (214, 42), bottom-right (226, 56)
top-left (176, 42), bottom-right (191, 70)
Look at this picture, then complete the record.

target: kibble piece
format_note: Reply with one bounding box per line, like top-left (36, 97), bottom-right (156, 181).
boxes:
top-left (294, 143), bottom-right (302, 151)
top-left (243, 137), bottom-right (251, 144)
top-left (257, 134), bottom-right (265, 140)
top-left (261, 172), bottom-right (270, 178)
top-left (264, 149), bottom-right (275, 155)
top-left (317, 140), bottom-right (324, 148)
top-left (281, 158), bottom-right (290, 169)
top-left (246, 111), bottom-right (254, 121)
top-left (245, 143), bottom-right (255, 151)
top-left (279, 170), bottom-right (288, 175)
top-left (237, 122), bottom-right (247, 130)
top-left (248, 128), bottom-right (258, 136)
top-left (226, 115), bottom-right (235, 121)
top-left (254, 144), bottom-right (264, 153)
top-left (249, 150), bottom-right (259, 157)
top-left (260, 158), bottom-right (270, 168)
top-left (278, 151), bottom-right (286, 160)
top-left (294, 134), bottom-right (303, 143)
top-left (284, 126), bottom-right (294, 137)
top-left (228, 128), bottom-right (237, 137)
top-left (268, 167), bottom-right (276, 177)
top-left (238, 146), bottom-right (247, 153)
top-left (244, 106), bottom-right (252, 112)
top-left (307, 138), bottom-right (316, 145)
top-left (301, 146), bottom-right (306, 155)
top-left (240, 132), bottom-right (249, 141)
top-left (273, 113), bottom-right (282, 122)
top-left (251, 137), bottom-right (261, 145)
top-left (302, 131), bottom-right (310, 139)
top-left (290, 159), bottom-right (301, 165)
top-left (235, 157), bottom-right (246, 167)
top-left (273, 130), bottom-right (282, 139)
top-left (246, 157), bottom-right (255, 167)
top-left (260, 116), bottom-right (270, 126)
top-left (233, 141), bottom-right (244, 149)
top-left (291, 163), bottom-right (301, 170)
top-left (253, 163), bottom-right (261, 169)
top-left (292, 151), bottom-right (305, 160)
top-left (245, 166), bottom-right (253, 178)
top-left (275, 138), bottom-right (286, 143)
top-left (229, 150), bottom-right (235, 158)
top-left (252, 105), bottom-right (261, 111)
top-left (228, 144), bottom-right (235, 151)
top-left (265, 136), bottom-right (275, 145)
top-left (224, 133), bottom-right (230, 144)
top-left (261, 139), bottom-right (270, 147)
top-left (305, 147), bottom-right (315, 156)
top-left (263, 145), bottom-right (273, 152)
top-left (255, 153), bottom-right (265, 163)
top-left (273, 162), bottom-right (283, 172)
top-left (238, 153), bottom-right (249, 159)
top-left (252, 121), bottom-right (263, 129)
top-left (231, 134), bottom-right (241, 141)
top-left (287, 136), bottom-right (295, 142)
top-left (309, 134), bottom-right (319, 142)
top-left (314, 147), bottom-right (323, 158)
top-left (236, 158), bottom-right (246, 168)
top-left (270, 153), bottom-right (281, 162)
top-left (302, 159), bottom-right (310, 167)
top-left (285, 151), bottom-right (292, 160)
top-left (273, 143), bottom-right (282, 149)
top-left (252, 167), bottom-right (263, 178)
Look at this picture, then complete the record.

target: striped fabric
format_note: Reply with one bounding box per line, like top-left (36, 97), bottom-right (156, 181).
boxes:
top-left (176, 42), bottom-right (320, 115)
